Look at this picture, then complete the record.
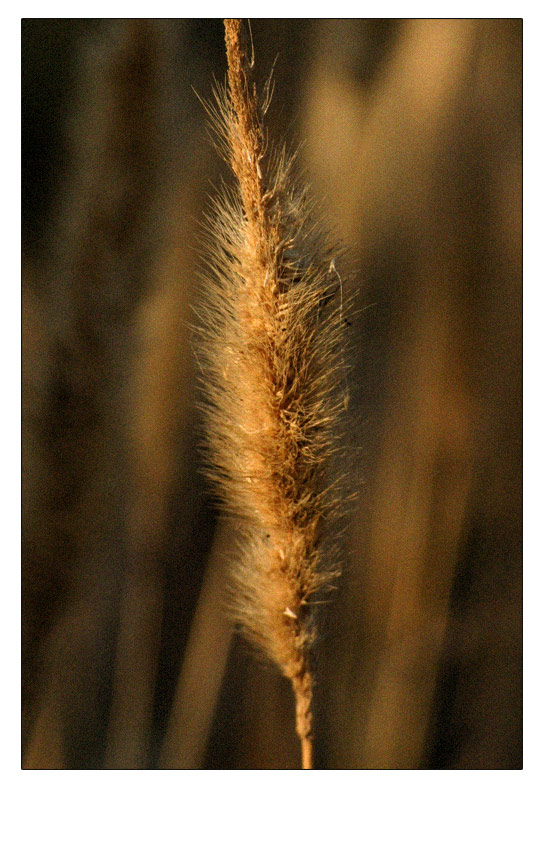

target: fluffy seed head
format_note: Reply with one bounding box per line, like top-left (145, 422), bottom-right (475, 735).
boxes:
top-left (198, 19), bottom-right (349, 702)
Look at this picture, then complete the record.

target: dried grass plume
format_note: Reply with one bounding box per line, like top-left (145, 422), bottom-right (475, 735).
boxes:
top-left (198, 18), bottom-right (350, 768)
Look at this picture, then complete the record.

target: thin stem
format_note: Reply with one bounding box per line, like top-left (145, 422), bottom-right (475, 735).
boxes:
top-left (292, 664), bottom-right (314, 769)
top-left (301, 735), bottom-right (314, 770)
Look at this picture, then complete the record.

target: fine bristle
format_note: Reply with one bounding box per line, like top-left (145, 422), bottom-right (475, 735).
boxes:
top-left (197, 19), bottom-right (350, 764)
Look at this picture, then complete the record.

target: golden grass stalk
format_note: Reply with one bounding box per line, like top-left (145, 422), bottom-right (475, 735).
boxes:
top-left (199, 18), bottom-right (349, 769)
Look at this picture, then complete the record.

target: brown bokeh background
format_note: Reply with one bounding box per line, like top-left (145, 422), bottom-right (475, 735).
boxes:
top-left (22, 18), bottom-right (522, 769)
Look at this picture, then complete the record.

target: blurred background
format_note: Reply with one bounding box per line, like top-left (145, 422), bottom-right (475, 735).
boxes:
top-left (22, 18), bottom-right (522, 769)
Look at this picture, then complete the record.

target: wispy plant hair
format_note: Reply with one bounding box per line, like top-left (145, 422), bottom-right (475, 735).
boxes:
top-left (198, 18), bottom-right (350, 768)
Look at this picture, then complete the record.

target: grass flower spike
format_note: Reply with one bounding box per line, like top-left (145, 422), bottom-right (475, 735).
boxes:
top-left (199, 18), bottom-right (349, 768)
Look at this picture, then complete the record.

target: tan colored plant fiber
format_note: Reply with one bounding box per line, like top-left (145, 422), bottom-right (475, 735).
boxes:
top-left (199, 18), bottom-right (349, 768)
